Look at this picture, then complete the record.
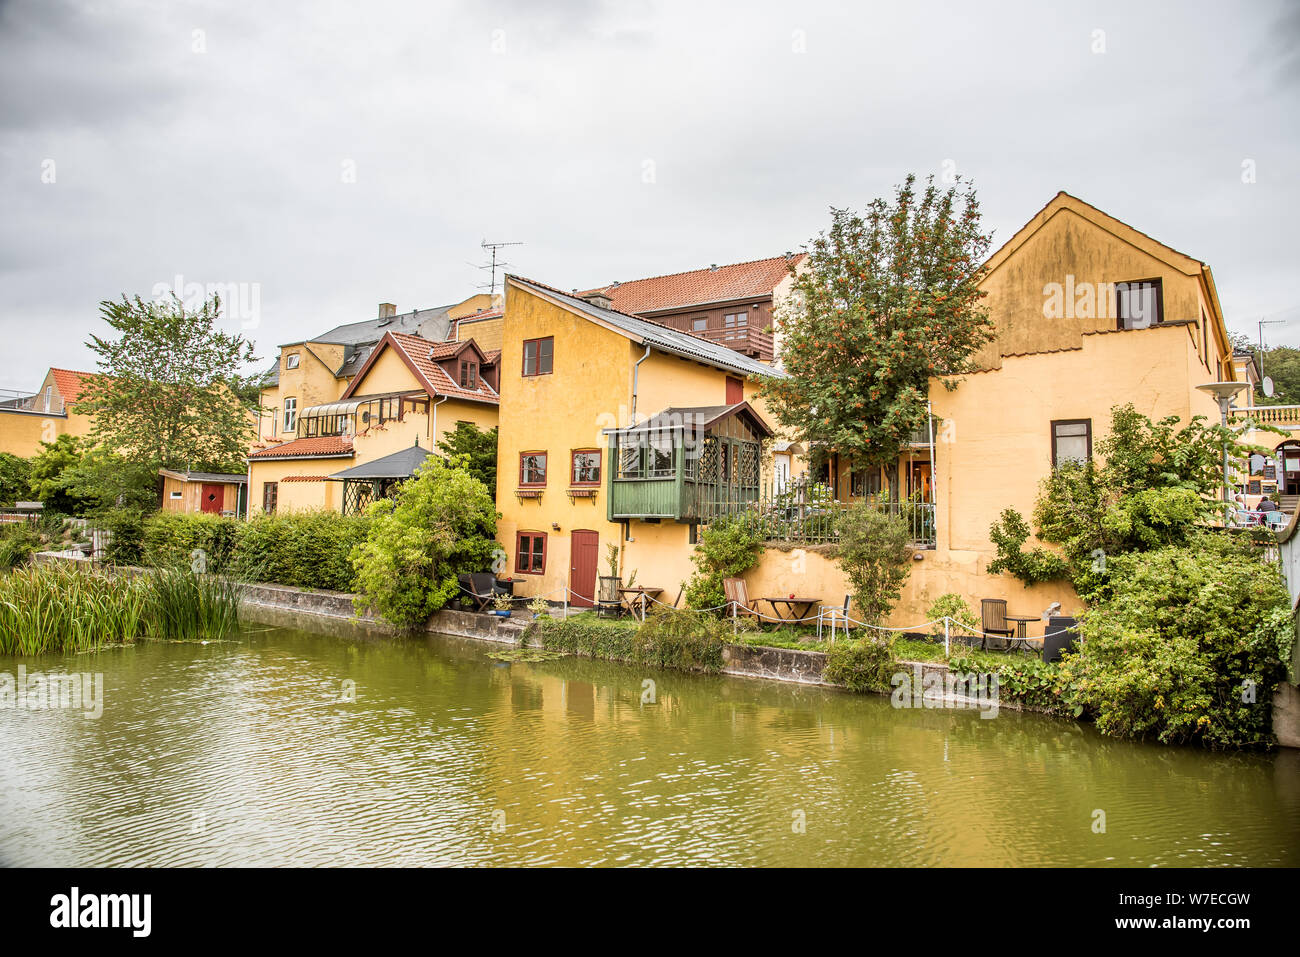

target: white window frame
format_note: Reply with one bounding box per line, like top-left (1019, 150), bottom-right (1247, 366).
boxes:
top-left (283, 397), bottom-right (298, 433)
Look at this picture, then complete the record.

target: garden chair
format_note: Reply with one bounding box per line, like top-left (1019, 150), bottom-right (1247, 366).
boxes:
top-left (723, 577), bottom-right (762, 622)
top-left (980, 598), bottom-right (1015, 650)
top-left (459, 572), bottom-right (506, 612)
top-left (816, 594), bottom-right (852, 643)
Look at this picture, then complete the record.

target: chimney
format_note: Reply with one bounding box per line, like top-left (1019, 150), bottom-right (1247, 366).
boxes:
top-left (378, 302), bottom-right (397, 319)
top-left (709, 264), bottom-right (718, 271)
top-left (582, 290), bottom-right (613, 310)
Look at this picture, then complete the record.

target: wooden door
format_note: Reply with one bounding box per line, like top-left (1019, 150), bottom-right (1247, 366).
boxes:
top-left (200, 483), bottom-right (223, 514)
top-left (569, 530), bottom-right (599, 607)
top-left (725, 376), bottom-right (744, 405)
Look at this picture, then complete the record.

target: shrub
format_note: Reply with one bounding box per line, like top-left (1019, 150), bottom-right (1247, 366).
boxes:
top-left (142, 512), bottom-right (238, 572)
top-left (532, 608), bottom-right (726, 672)
top-left (233, 511), bottom-right (371, 591)
top-left (986, 507), bottom-right (1070, 585)
top-left (824, 637), bottom-right (899, 693)
top-left (926, 592), bottom-right (979, 641)
top-left (833, 501), bottom-right (914, 625)
top-left (99, 506), bottom-right (146, 566)
top-left (0, 523), bottom-right (40, 569)
top-left (1061, 533), bottom-right (1292, 748)
top-left (350, 457), bottom-right (499, 629)
top-left (0, 452), bottom-right (32, 507)
top-left (683, 516), bottom-right (764, 610)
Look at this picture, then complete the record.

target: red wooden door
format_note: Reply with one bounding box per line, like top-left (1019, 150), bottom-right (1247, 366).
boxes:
top-left (200, 484), bottom-right (223, 514)
top-left (569, 530), bottom-right (599, 607)
top-left (725, 376), bottom-right (744, 405)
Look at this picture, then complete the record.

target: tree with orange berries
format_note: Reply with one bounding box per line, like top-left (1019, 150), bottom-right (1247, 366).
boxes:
top-left (763, 174), bottom-right (993, 486)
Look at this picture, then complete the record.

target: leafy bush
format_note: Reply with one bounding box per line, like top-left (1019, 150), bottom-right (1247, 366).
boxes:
top-left (0, 522), bottom-right (40, 569)
top-left (142, 512), bottom-right (238, 572)
top-left (1060, 533), bottom-right (1292, 749)
top-left (683, 516), bottom-right (764, 610)
top-left (0, 452), bottom-right (32, 507)
top-left (833, 501), bottom-right (914, 625)
top-left (948, 653), bottom-right (1080, 716)
top-left (986, 507), bottom-right (1070, 584)
top-left (99, 506), bottom-right (146, 565)
top-left (926, 592), bottom-right (979, 640)
top-left (824, 637), bottom-right (899, 693)
top-left (532, 608), bottom-right (726, 672)
top-left (350, 457), bottom-right (499, 629)
top-left (233, 511), bottom-right (371, 591)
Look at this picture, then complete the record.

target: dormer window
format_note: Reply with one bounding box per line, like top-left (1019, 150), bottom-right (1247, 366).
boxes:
top-left (459, 361), bottom-right (479, 389)
top-left (1115, 280), bottom-right (1163, 330)
top-left (285, 354), bottom-right (300, 370)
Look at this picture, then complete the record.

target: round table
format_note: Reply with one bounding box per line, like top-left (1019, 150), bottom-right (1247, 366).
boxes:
top-left (1004, 615), bottom-right (1042, 652)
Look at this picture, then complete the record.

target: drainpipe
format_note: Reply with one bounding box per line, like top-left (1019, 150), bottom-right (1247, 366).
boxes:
top-left (631, 344), bottom-right (651, 421)
top-left (432, 395), bottom-right (448, 448)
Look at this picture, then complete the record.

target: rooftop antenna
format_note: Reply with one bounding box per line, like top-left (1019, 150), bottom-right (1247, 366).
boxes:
top-left (477, 240), bottom-right (524, 297)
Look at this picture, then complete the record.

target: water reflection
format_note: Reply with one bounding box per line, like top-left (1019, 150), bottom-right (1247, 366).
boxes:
top-left (0, 627), bottom-right (1296, 867)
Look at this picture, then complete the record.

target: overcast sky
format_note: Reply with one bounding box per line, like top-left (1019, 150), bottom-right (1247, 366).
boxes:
top-left (1, 0), bottom-right (1297, 391)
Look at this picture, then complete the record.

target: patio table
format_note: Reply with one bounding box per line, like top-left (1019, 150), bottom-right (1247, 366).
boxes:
top-left (619, 587), bottom-right (663, 622)
top-left (763, 597), bottom-right (821, 623)
top-left (1004, 615), bottom-right (1043, 653)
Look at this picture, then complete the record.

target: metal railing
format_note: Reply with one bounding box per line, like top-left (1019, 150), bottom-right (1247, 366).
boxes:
top-left (699, 478), bottom-right (936, 547)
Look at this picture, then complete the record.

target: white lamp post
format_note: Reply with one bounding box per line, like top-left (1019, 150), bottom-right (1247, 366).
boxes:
top-left (1196, 381), bottom-right (1249, 504)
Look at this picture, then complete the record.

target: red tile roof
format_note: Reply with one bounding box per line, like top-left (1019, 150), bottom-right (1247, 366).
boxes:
top-left (50, 368), bottom-right (105, 404)
top-left (582, 255), bottom-right (804, 315)
top-left (247, 435), bottom-right (354, 460)
top-left (386, 332), bottom-right (500, 404)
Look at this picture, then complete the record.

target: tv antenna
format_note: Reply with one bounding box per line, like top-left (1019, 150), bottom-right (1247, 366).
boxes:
top-left (477, 240), bottom-right (523, 297)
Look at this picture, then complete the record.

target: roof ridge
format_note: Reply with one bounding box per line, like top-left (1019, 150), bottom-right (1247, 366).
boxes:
top-left (585, 253), bottom-right (803, 291)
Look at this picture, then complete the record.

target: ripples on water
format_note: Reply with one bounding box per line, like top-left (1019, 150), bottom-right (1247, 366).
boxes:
top-left (0, 627), bottom-right (1297, 867)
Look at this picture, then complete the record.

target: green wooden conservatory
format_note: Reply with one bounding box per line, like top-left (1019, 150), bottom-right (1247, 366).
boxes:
top-left (604, 402), bottom-right (774, 522)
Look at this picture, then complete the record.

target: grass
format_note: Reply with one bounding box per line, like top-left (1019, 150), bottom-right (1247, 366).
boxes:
top-left (0, 563), bottom-right (241, 655)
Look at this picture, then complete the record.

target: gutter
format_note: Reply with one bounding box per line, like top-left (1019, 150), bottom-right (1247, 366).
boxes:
top-left (631, 344), bottom-right (651, 420)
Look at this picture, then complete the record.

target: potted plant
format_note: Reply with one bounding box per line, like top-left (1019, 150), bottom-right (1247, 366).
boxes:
top-left (528, 595), bottom-right (550, 620)
top-left (491, 594), bottom-right (513, 617)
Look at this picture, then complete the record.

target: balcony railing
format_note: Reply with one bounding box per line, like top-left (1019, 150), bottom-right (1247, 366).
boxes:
top-left (687, 326), bottom-right (774, 360)
top-left (0, 389), bottom-right (65, 416)
top-left (1233, 405), bottom-right (1300, 428)
top-left (699, 479), bottom-right (936, 548)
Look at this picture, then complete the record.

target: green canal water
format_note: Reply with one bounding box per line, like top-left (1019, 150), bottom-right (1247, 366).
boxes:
top-left (1, 625), bottom-right (1297, 867)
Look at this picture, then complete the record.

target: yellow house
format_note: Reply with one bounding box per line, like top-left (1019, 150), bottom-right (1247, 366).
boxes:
top-left (744, 192), bottom-right (1241, 627)
top-left (0, 368), bottom-right (99, 457)
top-left (256, 295), bottom-right (502, 445)
top-left (246, 331), bottom-right (500, 515)
top-left (495, 275), bottom-right (786, 607)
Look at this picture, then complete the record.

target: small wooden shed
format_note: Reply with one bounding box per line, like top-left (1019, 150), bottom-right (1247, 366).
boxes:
top-left (159, 469), bottom-right (247, 517)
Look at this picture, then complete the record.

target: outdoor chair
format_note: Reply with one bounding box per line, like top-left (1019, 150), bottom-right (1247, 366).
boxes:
top-left (980, 599), bottom-right (1015, 650)
top-left (723, 577), bottom-right (762, 622)
top-left (816, 595), bottom-right (852, 643)
top-left (1042, 616), bottom-right (1079, 664)
top-left (458, 572), bottom-right (506, 612)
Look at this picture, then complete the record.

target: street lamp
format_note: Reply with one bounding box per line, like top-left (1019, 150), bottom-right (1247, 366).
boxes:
top-left (1197, 381), bottom-right (1249, 505)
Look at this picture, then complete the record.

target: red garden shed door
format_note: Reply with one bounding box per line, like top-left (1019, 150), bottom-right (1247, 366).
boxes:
top-left (569, 530), bottom-right (599, 608)
top-left (200, 484), bottom-right (223, 514)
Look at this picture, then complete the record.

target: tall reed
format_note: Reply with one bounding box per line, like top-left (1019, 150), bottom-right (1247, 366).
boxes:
top-left (0, 563), bottom-right (241, 654)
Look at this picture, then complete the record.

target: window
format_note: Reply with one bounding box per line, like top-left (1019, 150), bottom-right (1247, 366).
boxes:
top-left (520, 451), bottom-right (547, 486)
top-left (285, 353), bottom-right (300, 370)
top-left (283, 397), bottom-right (297, 433)
top-left (691, 317), bottom-right (708, 332)
top-left (459, 361), bottom-right (478, 389)
top-left (43, 385), bottom-right (53, 412)
top-left (263, 482), bottom-right (278, 514)
top-left (170, 490), bottom-right (183, 500)
top-left (1051, 419), bottom-right (1092, 468)
top-left (723, 312), bottom-right (748, 340)
top-left (523, 337), bottom-right (554, 376)
top-left (1115, 280), bottom-right (1163, 330)
top-left (516, 532), bottom-right (546, 574)
top-left (571, 449), bottom-right (601, 485)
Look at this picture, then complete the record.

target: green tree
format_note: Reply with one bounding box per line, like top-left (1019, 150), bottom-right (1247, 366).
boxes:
top-left (350, 456), bottom-right (499, 629)
top-left (763, 174), bottom-right (993, 475)
top-left (0, 453), bottom-right (32, 507)
top-left (834, 501), bottom-right (914, 625)
top-left (78, 293), bottom-right (259, 472)
top-left (435, 422), bottom-right (498, 499)
top-left (1253, 344), bottom-right (1300, 405)
top-left (28, 435), bottom-right (90, 514)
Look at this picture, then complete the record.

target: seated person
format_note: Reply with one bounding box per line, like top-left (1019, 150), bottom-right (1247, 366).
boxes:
top-left (1257, 495), bottom-right (1279, 513)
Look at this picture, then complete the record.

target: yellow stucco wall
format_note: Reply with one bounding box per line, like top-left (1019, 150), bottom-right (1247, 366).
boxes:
top-left (248, 457), bottom-right (348, 515)
top-left (455, 317), bottom-right (504, 352)
top-left (258, 342), bottom-right (349, 441)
